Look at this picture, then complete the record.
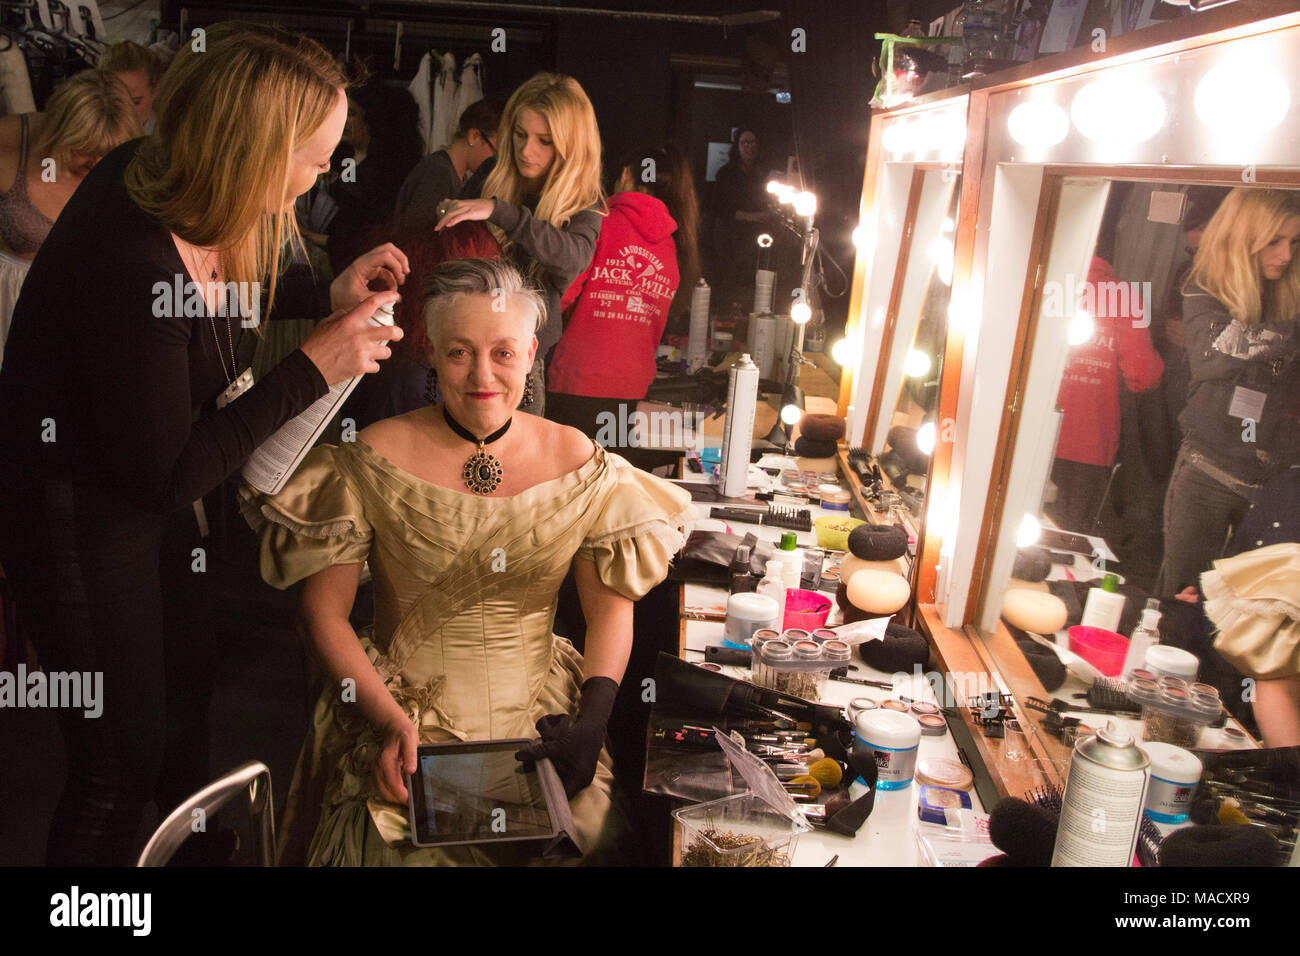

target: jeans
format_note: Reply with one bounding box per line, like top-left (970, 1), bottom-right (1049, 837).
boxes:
top-left (1155, 444), bottom-right (1251, 595)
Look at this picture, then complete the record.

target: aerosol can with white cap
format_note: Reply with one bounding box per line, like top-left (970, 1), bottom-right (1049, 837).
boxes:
top-left (1051, 720), bottom-right (1150, 867)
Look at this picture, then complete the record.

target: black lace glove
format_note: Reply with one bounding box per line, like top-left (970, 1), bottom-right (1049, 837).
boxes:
top-left (515, 676), bottom-right (618, 798)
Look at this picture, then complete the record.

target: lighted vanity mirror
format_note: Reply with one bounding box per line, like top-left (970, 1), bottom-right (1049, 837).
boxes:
top-left (975, 174), bottom-right (1300, 768)
top-left (870, 168), bottom-right (961, 530)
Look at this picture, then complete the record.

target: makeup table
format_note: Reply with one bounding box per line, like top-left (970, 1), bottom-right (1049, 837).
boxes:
top-left (669, 460), bottom-right (998, 867)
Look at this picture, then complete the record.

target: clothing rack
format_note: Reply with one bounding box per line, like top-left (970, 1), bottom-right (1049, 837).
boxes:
top-left (161, 2), bottom-right (546, 83)
top-left (0, 1), bottom-right (105, 111)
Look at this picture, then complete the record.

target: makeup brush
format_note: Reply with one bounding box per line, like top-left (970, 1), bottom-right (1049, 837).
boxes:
top-left (807, 757), bottom-right (843, 790)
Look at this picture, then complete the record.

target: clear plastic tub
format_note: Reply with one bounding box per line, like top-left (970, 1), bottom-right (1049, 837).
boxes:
top-left (1130, 678), bottom-right (1221, 748)
top-left (674, 792), bottom-right (810, 867)
top-left (751, 638), bottom-right (840, 700)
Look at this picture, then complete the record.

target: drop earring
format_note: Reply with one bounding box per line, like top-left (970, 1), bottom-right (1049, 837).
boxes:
top-left (425, 366), bottom-right (439, 405)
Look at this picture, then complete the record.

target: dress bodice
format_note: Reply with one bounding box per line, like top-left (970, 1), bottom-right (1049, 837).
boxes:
top-left (240, 439), bottom-right (692, 741)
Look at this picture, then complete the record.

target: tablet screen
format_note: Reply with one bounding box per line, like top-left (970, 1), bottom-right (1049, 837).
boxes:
top-left (407, 741), bottom-right (556, 846)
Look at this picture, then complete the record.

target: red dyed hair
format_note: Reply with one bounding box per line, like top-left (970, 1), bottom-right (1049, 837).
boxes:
top-left (389, 222), bottom-right (501, 361)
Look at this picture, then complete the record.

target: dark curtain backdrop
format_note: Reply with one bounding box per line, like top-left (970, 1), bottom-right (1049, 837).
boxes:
top-left (780, 0), bottom-right (893, 327)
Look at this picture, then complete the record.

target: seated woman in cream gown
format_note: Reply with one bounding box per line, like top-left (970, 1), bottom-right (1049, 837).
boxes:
top-left (241, 257), bottom-right (691, 865)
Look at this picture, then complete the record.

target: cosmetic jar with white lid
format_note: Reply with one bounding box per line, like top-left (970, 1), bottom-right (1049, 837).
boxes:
top-left (1138, 742), bottom-right (1202, 823)
top-left (853, 709), bottom-right (921, 791)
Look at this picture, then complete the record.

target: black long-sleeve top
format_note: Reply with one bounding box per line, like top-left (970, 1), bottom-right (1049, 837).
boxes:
top-left (0, 139), bottom-right (330, 516)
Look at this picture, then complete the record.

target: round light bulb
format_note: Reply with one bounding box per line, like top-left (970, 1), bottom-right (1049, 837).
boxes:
top-left (831, 338), bottom-right (850, 365)
top-left (790, 301), bottom-right (812, 324)
top-left (903, 349), bottom-right (931, 378)
top-left (882, 122), bottom-right (909, 155)
top-left (1017, 513), bottom-right (1042, 548)
top-left (941, 217), bottom-right (955, 234)
top-left (1068, 309), bottom-right (1095, 346)
top-left (852, 223), bottom-right (871, 250)
top-left (1007, 100), bottom-right (1069, 148)
top-left (930, 236), bottom-right (954, 286)
top-left (793, 192), bottom-right (817, 217)
top-left (756, 232), bottom-right (774, 248)
top-left (777, 185), bottom-right (796, 205)
top-left (917, 421), bottom-right (936, 456)
top-left (766, 180), bottom-right (783, 195)
top-left (1195, 64), bottom-right (1290, 136)
top-left (1071, 78), bottom-right (1165, 144)
top-left (780, 403), bottom-right (802, 426)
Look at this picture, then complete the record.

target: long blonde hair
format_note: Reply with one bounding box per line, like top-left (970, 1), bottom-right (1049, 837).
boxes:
top-left (481, 73), bottom-right (605, 243)
top-left (34, 70), bottom-right (141, 173)
top-left (1189, 187), bottom-right (1300, 325)
top-left (124, 22), bottom-right (345, 325)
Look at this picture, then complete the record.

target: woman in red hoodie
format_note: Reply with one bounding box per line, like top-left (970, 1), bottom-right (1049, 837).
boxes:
top-left (546, 145), bottom-right (700, 460)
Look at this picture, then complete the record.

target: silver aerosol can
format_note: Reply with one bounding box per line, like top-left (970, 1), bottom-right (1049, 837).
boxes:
top-left (687, 278), bottom-right (710, 371)
top-left (1051, 720), bottom-right (1150, 867)
top-left (719, 353), bottom-right (759, 498)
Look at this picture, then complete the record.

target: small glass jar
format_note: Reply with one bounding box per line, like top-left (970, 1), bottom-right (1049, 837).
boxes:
top-left (754, 639), bottom-right (792, 690)
top-left (749, 629), bottom-right (781, 681)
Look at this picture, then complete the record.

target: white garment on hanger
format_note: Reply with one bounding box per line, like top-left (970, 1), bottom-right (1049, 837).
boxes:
top-left (452, 52), bottom-right (485, 139)
top-left (407, 51), bottom-right (433, 153)
top-left (430, 51), bottom-right (458, 154)
top-left (0, 46), bottom-right (36, 116)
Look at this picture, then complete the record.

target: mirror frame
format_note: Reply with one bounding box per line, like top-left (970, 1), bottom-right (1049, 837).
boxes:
top-left (843, 1), bottom-right (1300, 797)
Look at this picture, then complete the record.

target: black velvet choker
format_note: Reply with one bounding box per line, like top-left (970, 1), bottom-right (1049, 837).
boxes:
top-left (442, 406), bottom-right (511, 494)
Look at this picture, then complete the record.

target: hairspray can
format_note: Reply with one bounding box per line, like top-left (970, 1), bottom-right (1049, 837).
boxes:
top-left (1051, 720), bottom-right (1150, 867)
top-left (753, 269), bottom-right (776, 315)
top-left (751, 314), bottom-right (776, 379)
top-left (719, 353), bottom-right (759, 498)
top-left (687, 277), bottom-right (710, 371)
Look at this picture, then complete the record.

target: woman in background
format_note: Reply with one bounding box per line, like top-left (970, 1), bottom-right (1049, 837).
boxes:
top-left (99, 40), bottom-right (163, 131)
top-left (434, 72), bottom-right (605, 416)
top-left (710, 126), bottom-right (768, 307)
top-left (393, 98), bottom-right (500, 237)
top-left (0, 70), bottom-right (139, 366)
top-left (1155, 187), bottom-right (1300, 594)
top-left (546, 144), bottom-right (699, 463)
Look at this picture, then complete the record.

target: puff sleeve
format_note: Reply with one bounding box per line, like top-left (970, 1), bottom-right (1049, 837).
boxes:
top-left (238, 445), bottom-right (373, 590)
top-left (575, 455), bottom-right (693, 601)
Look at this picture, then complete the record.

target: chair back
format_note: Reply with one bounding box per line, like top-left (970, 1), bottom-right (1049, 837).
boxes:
top-left (136, 761), bottom-right (275, 867)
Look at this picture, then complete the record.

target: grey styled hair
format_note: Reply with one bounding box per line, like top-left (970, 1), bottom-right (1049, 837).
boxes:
top-left (422, 257), bottom-right (547, 347)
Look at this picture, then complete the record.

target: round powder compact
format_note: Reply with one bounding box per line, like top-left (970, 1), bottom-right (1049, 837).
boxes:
top-left (916, 757), bottom-right (973, 790)
top-left (820, 487), bottom-right (851, 511)
top-left (812, 628), bottom-right (838, 643)
top-left (847, 697), bottom-right (878, 720)
top-left (918, 713), bottom-right (946, 736)
top-left (910, 701), bottom-right (941, 717)
top-left (881, 699), bottom-right (910, 713)
top-left (1223, 727), bottom-right (1246, 741)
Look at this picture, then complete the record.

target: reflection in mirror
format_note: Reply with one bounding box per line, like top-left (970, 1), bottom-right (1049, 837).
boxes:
top-left (873, 170), bottom-right (960, 530)
top-left (980, 178), bottom-right (1299, 767)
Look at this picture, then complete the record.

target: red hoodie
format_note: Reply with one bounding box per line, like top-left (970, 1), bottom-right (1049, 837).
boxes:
top-left (1055, 257), bottom-right (1164, 467)
top-left (549, 191), bottom-right (679, 399)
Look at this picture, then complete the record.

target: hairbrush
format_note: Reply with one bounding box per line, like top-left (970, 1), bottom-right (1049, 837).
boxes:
top-left (708, 505), bottom-right (812, 531)
top-left (1084, 678), bottom-right (1140, 713)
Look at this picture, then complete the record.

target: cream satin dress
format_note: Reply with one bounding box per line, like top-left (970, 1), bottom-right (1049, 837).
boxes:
top-left (240, 439), bottom-right (691, 865)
